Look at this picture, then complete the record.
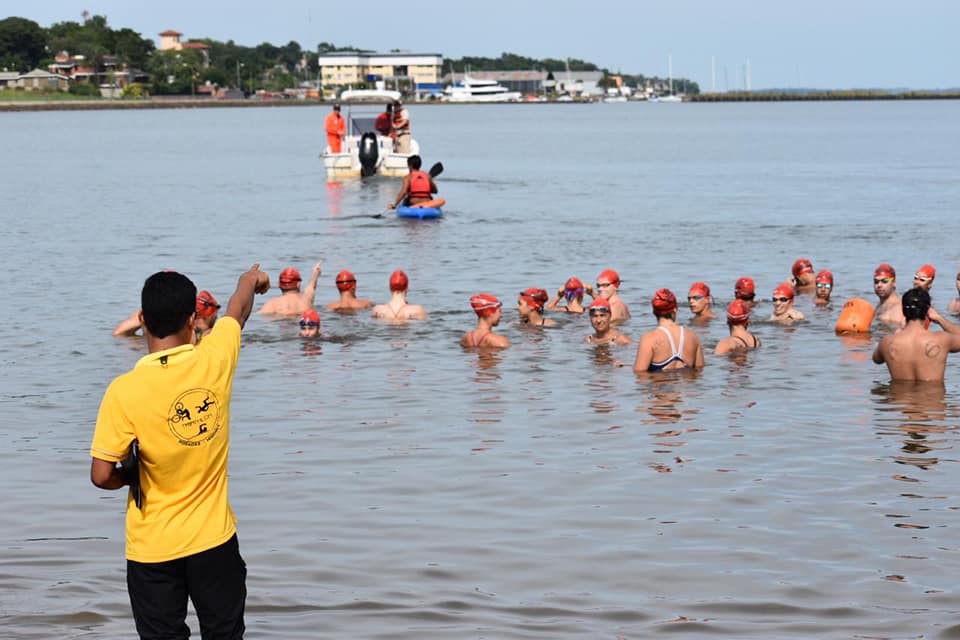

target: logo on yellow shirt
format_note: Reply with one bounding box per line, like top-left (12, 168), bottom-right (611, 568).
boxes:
top-left (168, 388), bottom-right (222, 446)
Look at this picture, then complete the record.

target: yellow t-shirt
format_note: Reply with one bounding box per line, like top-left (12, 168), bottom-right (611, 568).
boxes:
top-left (91, 317), bottom-right (242, 562)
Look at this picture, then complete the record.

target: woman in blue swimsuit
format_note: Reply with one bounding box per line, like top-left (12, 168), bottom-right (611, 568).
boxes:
top-left (632, 288), bottom-right (705, 374)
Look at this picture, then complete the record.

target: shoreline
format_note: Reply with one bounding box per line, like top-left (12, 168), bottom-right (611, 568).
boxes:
top-left (2, 92), bottom-right (959, 112)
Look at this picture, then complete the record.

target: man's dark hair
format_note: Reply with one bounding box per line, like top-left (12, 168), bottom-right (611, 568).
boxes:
top-left (901, 287), bottom-right (931, 322)
top-left (141, 271), bottom-right (197, 338)
top-left (407, 154), bottom-right (422, 170)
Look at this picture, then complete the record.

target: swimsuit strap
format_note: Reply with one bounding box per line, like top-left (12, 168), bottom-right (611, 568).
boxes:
top-left (657, 325), bottom-right (679, 356)
top-left (470, 330), bottom-right (490, 347)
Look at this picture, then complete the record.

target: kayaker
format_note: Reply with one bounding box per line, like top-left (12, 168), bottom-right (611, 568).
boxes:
top-left (326, 270), bottom-right (372, 312)
top-left (633, 288), bottom-right (705, 373)
top-left (461, 293), bottom-right (510, 348)
top-left (259, 261), bottom-right (323, 316)
top-left (388, 155), bottom-right (437, 209)
top-left (324, 103), bottom-right (346, 153)
top-left (371, 269), bottom-right (427, 321)
top-left (392, 99), bottom-right (411, 152)
top-left (873, 287), bottom-right (960, 381)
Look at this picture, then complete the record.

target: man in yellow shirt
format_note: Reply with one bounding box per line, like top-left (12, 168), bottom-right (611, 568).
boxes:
top-left (91, 264), bottom-right (270, 639)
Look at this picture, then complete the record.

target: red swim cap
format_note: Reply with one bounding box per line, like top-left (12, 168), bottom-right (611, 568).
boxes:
top-left (278, 267), bottom-right (301, 290)
top-left (300, 308), bottom-right (320, 325)
top-left (874, 263), bottom-right (896, 279)
top-left (564, 276), bottom-right (584, 292)
top-left (726, 299), bottom-right (751, 324)
top-left (792, 258), bottom-right (814, 277)
top-left (195, 290), bottom-right (220, 318)
top-left (688, 282), bottom-right (710, 297)
top-left (588, 297), bottom-right (611, 312)
top-left (915, 264), bottom-right (936, 280)
top-left (519, 288), bottom-right (548, 311)
top-left (773, 283), bottom-right (795, 300)
top-left (597, 269), bottom-right (620, 288)
top-left (735, 277), bottom-right (755, 299)
top-left (816, 270), bottom-right (833, 285)
top-left (389, 269), bottom-right (408, 292)
top-left (336, 270), bottom-right (357, 292)
top-left (651, 288), bottom-right (678, 316)
top-left (470, 293), bottom-right (501, 317)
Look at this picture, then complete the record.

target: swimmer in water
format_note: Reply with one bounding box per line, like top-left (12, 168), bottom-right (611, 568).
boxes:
top-left (370, 270), bottom-right (427, 321)
top-left (873, 287), bottom-right (960, 382)
top-left (714, 299), bottom-right (761, 355)
top-left (517, 288), bottom-right (555, 327)
top-left (632, 288), bottom-right (704, 373)
top-left (687, 281), bottom-right (715, 323)
top-left (461, 294), bottom-right (510, 348)
top-left (770, 283), bottom-right (804, 324)
top-left (546, 277), bottom-right (586, 314)
top-left (113, 290), bottom-right (221, 342)
top-left (259, 261), bottom-right (322, 316)
top-left (299, 308), bottom-right (320, 338)
top-left (948, 271), bottom-right (960, 315)
top-left (814, 270), bottom-right (833, 306)
top-left (326, 270), bottom-right (372, 312)
top-left (873, 263), bottom-right (904, 326)
top-left (913, 264), bottom-right (936, 292)
top-left (584, 298), bottom-right (632, 345)
top-left (735, 276), bottom-right (757, 308)
top-left (791, 258), bottom-right (816, 293)
top-left (586, 269), bottom-right (630, 324)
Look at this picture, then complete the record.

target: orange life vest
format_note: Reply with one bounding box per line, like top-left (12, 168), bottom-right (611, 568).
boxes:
top-left (409, 170), bottom-right (432, 199)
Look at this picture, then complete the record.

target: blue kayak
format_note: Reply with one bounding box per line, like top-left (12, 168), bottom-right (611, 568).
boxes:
top-left (396, 205), bottom-right (443, 219)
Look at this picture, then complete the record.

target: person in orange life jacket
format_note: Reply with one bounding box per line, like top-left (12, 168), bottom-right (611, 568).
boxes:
top-left (388, 155), bottom-right (437, 209)
top-left (324, 103), bottom-right (346, 154)
top-left (375, 103), bottom-right (393, 136)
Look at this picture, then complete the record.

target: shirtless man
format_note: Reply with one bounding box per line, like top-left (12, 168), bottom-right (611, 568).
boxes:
top-left (633, 288), bottom-right (704, 373)
top-left (299, 308), bottom-right (320, 338)
top-left (259, 262), bottom-right (322, 315)
top-left (770, 283), bottom-right (804, 324)
top-left (114, 290), bottom-right (221, 341)
top-left (546, 277), bottom-right (586, 314)
top-left (461, 293), bottom-right (510, 348)
top-left (326, 270), bottom-right (372, 312)
top-left (687, 281), bottom-right (715, 323)
top-left (735, 276), bottom-right (757, 308)
top-left (913, 264), bottom-right (936, 292)
top-left (370, 270), bottom-right (427, 321)
top-left (791, 258), bottom-right (816, 293)
top-left (517, 288), bottom-right (556, 327)
top-left (873, 287), bottom-right (960, 382)
top-left (948, 271), bottom-right (960, 315)
top-left (814, 270), bottom-right (833, 307)
top-left (586, 269), bottom-right (630, 324)
top-left (873, 263), bottom-right (904, 326)
top-left (715, 299), bottom-right (761, 355)
top-left (388, 155), bottom-right (437, 209)
top-left (584, 298), bottom-right (632, 345)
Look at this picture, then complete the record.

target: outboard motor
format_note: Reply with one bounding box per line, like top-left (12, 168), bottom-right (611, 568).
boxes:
top-left (358, 132), bottom-right (379, 177)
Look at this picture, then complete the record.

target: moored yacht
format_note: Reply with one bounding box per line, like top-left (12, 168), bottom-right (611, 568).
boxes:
top-left (443, 75), bottom-right (522, 103)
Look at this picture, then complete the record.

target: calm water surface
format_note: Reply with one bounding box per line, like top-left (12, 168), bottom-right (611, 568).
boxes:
top-left (2, 101), bottom-right (960, 638)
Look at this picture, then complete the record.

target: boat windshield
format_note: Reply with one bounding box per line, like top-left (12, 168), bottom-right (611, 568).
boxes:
top-left (349, 116), bottom-right (377, 136)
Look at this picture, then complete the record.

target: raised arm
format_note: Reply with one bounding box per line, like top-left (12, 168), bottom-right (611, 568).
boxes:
top-left (929, 308), bottom-right (960, 335)
top-left (303, 261), bottom-right (323, 306)
top-left (389, 175), bottom-right (411, 209)
top-left (226, 264), bottom-right (271, 328)
top-left (112, 310), bottom-right (142, 337)
top-left (545, 288), bottom-right (564, 311)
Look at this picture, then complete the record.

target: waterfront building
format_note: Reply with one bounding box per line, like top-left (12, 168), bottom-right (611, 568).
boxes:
top-left (157, 30), bottom-right (211, 67)
top-left (317, 52), bottom-right (443, 88)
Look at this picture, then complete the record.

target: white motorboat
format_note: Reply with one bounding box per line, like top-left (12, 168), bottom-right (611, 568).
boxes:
top-left (338, 88), bottom-right (402, 103)
top-left (443, 75), bottom-right (521, 103)
top-left (320, 106), bottom-right (420, 180)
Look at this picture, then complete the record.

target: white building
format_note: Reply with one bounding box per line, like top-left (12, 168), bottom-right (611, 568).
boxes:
top-left (317, 52), bottom-right (442, 87)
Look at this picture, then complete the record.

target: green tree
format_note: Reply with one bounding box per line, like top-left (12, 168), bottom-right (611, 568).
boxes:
top-left (149, 49), bottom-right (203, 95)
top-left (0, 17), bottom-right (46, 71)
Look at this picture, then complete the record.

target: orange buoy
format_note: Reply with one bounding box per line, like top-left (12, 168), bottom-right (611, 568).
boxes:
top-left (835, 297), bottom-right (874, 334)
top-left (410, 198), bottom-right (446, 209)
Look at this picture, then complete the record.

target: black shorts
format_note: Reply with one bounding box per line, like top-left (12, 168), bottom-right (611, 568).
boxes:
top-left (127, 534), bottom-right (246, 640)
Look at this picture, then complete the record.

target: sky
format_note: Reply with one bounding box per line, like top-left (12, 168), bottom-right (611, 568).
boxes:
top-left (5, 0), bottom-right (959, 90)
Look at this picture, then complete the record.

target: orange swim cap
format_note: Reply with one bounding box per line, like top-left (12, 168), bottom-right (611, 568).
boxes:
top-left (336, 270), bottom-right (357, 292)
top-left (278, 267), bottom-right (301, 291)
top-left (470, 293), bottom-right (501, 317)
top-left (726, 299), bottom-right (751, 324)
top-left (874, 263), bottom-right (896, 279)
top-left (651, 288), bottom-right (677, 316)
top-left (597, 269), bottom-right (620, 288)
top-left (816, 270), bottom-right (833, 285)
top-left (195, 290), bottom-right (220, 318)
top-left (792, 258), bottom-right (814, 278)
top-left (915, 264), bottom-right (936, 280)
top-left (389, 269), bottom-right (408, 292)
top-left (519, 288), bottom-right (549, 312)
top-left (689, 282), bottom-right (710, 297)
top-left (773, 283), bottom-right (795, 300)
top-left (299, 308), bottom-right (320, 325)
top-left (564, 276), bottom-right (584, 291)
top-left (735, 277), bottom-right (755, 300)
top-left (588, 297), bottom-right (611, 313)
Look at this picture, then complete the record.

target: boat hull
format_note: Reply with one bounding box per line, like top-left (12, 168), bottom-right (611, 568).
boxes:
top-left (321, 136), bottom-right (421, 180)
